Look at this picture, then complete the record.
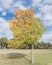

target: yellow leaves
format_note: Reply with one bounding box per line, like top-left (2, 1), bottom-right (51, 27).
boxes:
top-left (26, 19), bottom-right (32, 25)
top-left (15, 9), bottom-right (22, 15)
top-left (14, 9), bottom-right (34, 24)
top-left (8, 39), bottom-right (23, 48)
top-left (9, 9), bottom-right (45, 47)
top-left (13, 17), bottom-right (18, 23)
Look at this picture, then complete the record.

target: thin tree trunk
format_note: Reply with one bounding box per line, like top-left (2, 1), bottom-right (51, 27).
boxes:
top-left (31, 45), bottom-right (34, 63)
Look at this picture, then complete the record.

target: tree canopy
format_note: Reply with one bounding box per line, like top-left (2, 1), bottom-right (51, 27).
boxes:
top-left (9, 9), bottom-right (45, 48)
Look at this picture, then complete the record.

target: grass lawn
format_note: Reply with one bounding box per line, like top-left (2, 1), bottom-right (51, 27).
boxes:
top-left (0, 49), bottom-right (52, 65)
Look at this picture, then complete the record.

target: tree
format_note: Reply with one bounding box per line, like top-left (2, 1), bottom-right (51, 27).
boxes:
top-left (0, 37), bottom-right (8, 48)
top-left (9, 9), bottom-right (45, 63)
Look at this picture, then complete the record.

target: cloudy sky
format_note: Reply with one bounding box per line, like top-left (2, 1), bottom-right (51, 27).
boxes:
top-left (0, 0), bottom-right (52, 43)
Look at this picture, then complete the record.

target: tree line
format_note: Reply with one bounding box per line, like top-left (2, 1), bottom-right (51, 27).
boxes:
top-left (0, 37), bottom-right (52, 49)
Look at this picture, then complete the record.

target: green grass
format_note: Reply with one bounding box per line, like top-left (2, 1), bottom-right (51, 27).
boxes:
top-left (0, 49), bottom-right (52, 65)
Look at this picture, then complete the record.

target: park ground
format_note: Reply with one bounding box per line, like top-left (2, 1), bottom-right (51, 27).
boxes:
top-left (0, 49), bottom-right (52, 65)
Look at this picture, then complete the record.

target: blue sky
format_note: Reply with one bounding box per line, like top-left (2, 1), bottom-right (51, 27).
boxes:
top-left (0, 0), bottom-right (52, 43)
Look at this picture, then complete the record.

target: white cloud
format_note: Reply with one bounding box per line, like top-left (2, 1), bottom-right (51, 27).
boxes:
top-left (2, 11), bottom-right (6, 16)
top-left (0, 7), bottom-right (3, 11)
top-left (39, 33), bottom-right (52, 43)
top-left (43, 0), bottom-right (52, 4)
top-left (35, 13), bottom-right (42, 19)
top-left (32, 0), bottom-right (42, 6)
top-left (43, 21), bottom-right (52, 27)
top-left (32, 0), bottom-right (52, 27)
top-left (43, 14), bottom-right (52, 21)
top-left (12, 1), bottom-right (29, 11)
top-left (48, 31), bottom-right (52, 34)
top-left (0, 0), bottom-right (28, 12)
top-left (10, 1), bottom-right (30, 12)
top-left (14, 1), bottom-right (25, 10)
top-left (39, 5), bottom-right (52, 14)
top-left (42, 13), bottom-right (52, 26)
top-left (35, 4), bottom-right (52, 27)
top-left (0, 0), bottom-right (13, 9)
top-left (0, 17), bottom-right (13, 39)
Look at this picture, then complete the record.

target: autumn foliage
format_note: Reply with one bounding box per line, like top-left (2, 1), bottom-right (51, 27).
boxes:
top-left (9, 9), bottom-right (45, 48)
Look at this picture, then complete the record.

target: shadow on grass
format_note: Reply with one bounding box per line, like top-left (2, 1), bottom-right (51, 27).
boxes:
top-left (24, 57), bottom-right (31, 63)
top-left (6, 53), bottom-right (32, 63)
top-left (7, 53), bottom-right (26, 59)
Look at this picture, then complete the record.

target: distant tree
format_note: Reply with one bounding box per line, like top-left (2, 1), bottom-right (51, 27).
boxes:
top-left (45, 43), bottom-right (51, 49)
top-left (0, 37), bottom-right (8, 48)
top-left (9, 9), bottom-right (45, 63)
top-left (35, 42), bottom-right (52, 49)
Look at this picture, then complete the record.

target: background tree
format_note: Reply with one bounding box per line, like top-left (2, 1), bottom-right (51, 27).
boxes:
top-left (9, 9), bottom-right (45, 63)
top-left (0, 37), bottom-right (8, 48)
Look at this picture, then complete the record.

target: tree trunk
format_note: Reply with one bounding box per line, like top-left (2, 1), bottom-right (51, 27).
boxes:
top-left (31, 45), bottom-right (34, 63)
